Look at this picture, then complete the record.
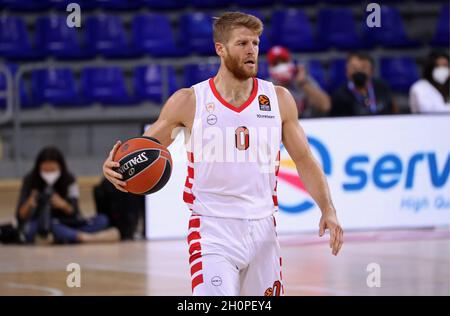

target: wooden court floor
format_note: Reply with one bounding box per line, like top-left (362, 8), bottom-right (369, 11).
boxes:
top-left (0, 228), bottom-right (449, 296)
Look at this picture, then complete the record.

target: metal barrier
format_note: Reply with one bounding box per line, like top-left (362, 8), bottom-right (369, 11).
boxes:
top-left (4, 56), bottom-right (219, 177)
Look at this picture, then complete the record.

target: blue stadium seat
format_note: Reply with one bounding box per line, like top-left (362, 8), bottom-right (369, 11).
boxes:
top-left (380, 57), bottom-right (419, 93)
top-left (81, 67), bottom-right (132, 105)
top-left (96, 0), bottom-right (142, 10)
top-left (281, 0), bottom-right (316, 4)
top-left (31, 68), bottom-right (81, 107)
top-left (327, 58), bottom-right (347, 93)
top-left (0, 17), bottom-right (40, 60)
top-left (134, 65), bottom-right (177, 104)
top-left (362, 6), bottom-right (420, 48)
top-left (431, 5), bottom-right (450, 47)
top-left (180, 13), bottom-right (215, 55)
top-left (271, 9), bottom-right (323, 52)
top-left (257, 61), bottom-right (269, 80)
top-left (48, 0), bottom-right (97, 10)
top-left (132, 14), bottom-right (189, 57)
top-left (235, 8), bottom-right (265, 22)
top-left (317, 8), bottom-right (361, 50)
top-left (307, 60), bottom-right (326, 90)
top-left (0, 0), bottom-right (49, 10)
top-left (142, 0), bottom-right (186, 10)
top-left (186, 0), bottom-right (232, 8)
top-left (184, 63), bottom-right (219, 87)
top-left (258, 28), bottom-right (270, 54)
top-left (322, 0), bottom-right (360, 3)
top-left (234, 0), bottom-right (273, 7)
top-left (0, 71), bottom-right (8, 109)
top-left (85, 15), bottom-right (137, 58)
top-left (0, 63), bottom-right (33, 108)
top-left (35, 15), bottom-right (90, 59)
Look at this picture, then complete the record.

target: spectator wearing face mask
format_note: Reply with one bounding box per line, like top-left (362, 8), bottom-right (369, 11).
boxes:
top-left (330, 52), bottom-right (396, 117)
top-left (16, 146), bottom-right (120, 244)
top-left (409, 51), bottom-right (450, 113)
top-left (267, 46), bottom-right (331, 118)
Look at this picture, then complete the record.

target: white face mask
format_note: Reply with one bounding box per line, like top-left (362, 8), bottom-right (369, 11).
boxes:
top-left (40, 170), bottom-right (61, 186)
top-left (432, 66), bottom-right (449, 85)
top-left (269, 62), bottom-right (296, 84)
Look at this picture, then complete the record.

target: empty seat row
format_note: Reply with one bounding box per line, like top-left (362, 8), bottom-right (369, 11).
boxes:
top-left (0, 6), bottom-right (448, 60)
top-left (271, 6), bottom-right (448, 51)
top-left (0, 57), bottom-right (420, 110)
top-left (0, 0), bottom-right (304, 11)
top-left (0, 65), bottom-right (177, 108)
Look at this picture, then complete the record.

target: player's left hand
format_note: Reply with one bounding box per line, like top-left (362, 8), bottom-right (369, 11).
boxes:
top-left (319, 209), bottom-right (343, 256)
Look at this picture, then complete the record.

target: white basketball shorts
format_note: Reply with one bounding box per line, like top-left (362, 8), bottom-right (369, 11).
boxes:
top-left (187, 213), bottom-right (284, 296)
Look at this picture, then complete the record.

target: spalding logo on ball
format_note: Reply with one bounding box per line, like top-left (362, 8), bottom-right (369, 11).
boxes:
top-left (113, 136), bottom-right (172, 195)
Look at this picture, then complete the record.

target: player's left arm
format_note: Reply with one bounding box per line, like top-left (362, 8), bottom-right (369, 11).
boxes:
top-left (276, 85), bottom-right (343, 256)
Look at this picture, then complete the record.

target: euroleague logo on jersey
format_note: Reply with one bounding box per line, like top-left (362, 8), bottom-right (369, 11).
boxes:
top-left (278, 137), bottom-right (332, 214)
top-left (258, 94), bottom-right (271, 111)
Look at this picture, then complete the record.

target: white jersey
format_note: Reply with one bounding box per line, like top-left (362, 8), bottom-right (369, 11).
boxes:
top-left (183, 77), bottom-right (282, 219)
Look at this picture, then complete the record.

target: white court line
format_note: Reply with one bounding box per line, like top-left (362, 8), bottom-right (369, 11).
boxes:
top-left (6, 282), bottom-right (63, 296)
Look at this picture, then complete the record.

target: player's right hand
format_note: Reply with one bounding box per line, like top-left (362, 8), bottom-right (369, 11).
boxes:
top-left (102, 140), bottom-right (128, 193)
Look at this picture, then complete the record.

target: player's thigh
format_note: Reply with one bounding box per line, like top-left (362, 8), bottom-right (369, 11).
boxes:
top-left (240, 218), bottom-right (284, 296)
top-left (192, 254), bottom-right (240, 296)
top-left (240, 249), bottom-right (283, 296)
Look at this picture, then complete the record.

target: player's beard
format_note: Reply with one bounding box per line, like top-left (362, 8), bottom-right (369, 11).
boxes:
top-left (224, 51), bottom-right (258, 80)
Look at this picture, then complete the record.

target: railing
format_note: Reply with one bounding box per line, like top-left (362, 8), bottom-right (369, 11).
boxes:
top-left (0, 64), bottom-right (18, 175)
top-left (1, 56), bottom-right (220, 177)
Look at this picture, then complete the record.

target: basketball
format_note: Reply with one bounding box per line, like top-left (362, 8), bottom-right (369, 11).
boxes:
top-left (113, 136), bottom-right (172, 195)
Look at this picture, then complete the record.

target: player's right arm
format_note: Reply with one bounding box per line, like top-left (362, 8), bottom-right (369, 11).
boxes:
top-left (102, 88), bottom-right (195, 192)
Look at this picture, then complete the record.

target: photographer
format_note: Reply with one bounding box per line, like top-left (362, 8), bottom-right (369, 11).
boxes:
top-left (16, 146), bottom-right (119, 244)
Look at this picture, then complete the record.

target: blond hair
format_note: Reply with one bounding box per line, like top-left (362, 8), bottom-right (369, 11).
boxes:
top-left (213, 12), bottom-right (263, 44)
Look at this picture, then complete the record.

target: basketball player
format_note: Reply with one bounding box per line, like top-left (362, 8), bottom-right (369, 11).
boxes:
top-left (103, 12), bottom-right (343, 296)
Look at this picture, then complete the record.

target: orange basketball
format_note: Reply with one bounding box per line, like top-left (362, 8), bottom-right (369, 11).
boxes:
top-left (113, 136), bottom-right (172, 195)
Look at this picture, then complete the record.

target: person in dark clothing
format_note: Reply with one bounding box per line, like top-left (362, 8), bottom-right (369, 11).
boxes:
top-left (330, 52), bottom-right (397, 117)
top-left (16, 146), bottom-right (120, 244)
top-left (94, 177), bottom-right (144, 241)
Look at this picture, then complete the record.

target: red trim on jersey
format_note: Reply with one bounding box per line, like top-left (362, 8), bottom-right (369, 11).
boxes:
top-left (187, 152), bottom-right (194, 163)
top-left (187, 166), bottom-right (194, 178)
top-left (185, 177), bottom-right (193, 189)
top-left (187, 231), bottom-right (201, 244)
top-left (184, 152), bottom-right (195, 208)
top-left (192, 274), bottom-right (204, 291)
top-left (189, 242), bottom-right (201, 255)
top-left (272, 195), bottom-right (278, 206)
top-left (188, 218), bottom-right (200, 229)
top-left (191, 261), bottom-right (203, 276)
top-left (184, 191), bottom-right (195, 204)
top-left (208, 77), bottom-right (258, 113)
top-left (189, 252), bottom-right (202, 265)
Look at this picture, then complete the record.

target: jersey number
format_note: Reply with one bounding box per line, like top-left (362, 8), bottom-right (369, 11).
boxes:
top-left (235, 126), bottom-right (249, 151)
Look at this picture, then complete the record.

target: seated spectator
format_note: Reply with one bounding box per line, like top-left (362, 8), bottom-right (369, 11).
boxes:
top-left (16, 146), bottom-right (120, 244)
top-left (267, 46), bottom-right (331, 118)
top-left (409, 51), bottom-right (450, 113)
top-left (94, 177), bottom-right (144, 241)
top-left (330, 52), bottom-right (396, 117)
